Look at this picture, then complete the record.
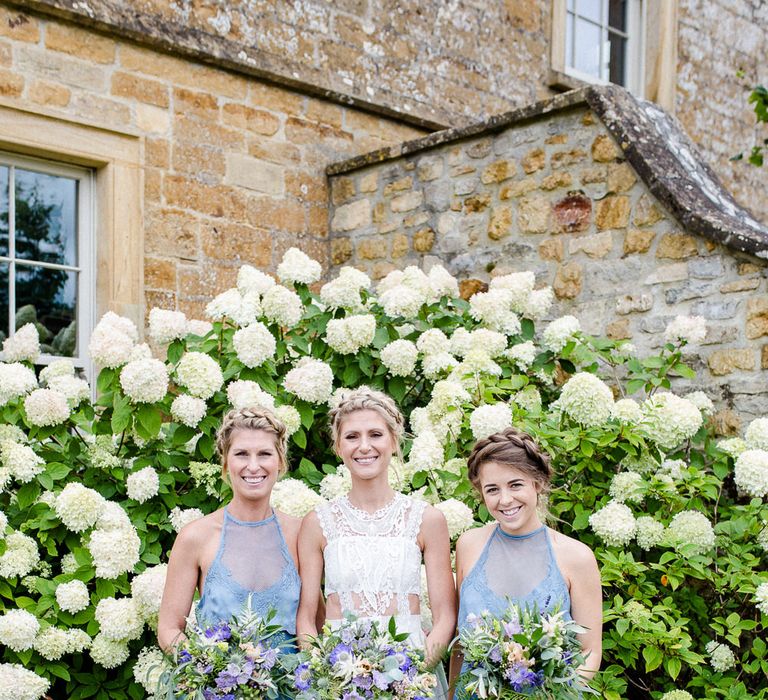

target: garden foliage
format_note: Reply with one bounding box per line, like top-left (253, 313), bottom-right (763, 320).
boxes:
top-left (0, 248), bottom-right (766, 699)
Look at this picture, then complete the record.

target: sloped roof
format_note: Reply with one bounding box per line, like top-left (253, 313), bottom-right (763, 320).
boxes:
top-left (328, 85), bottom-right (768, 258)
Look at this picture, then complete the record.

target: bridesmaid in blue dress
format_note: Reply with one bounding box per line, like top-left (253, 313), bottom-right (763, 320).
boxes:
top-left (158, 407), bottom-right (301, 656)
top-left (453, 427), bottom-right (602, 694)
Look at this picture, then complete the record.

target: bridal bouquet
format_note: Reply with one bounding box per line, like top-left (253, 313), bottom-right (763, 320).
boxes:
top-left (161, 605), bottom-right (294, 700)
top-left (456, 604), bottom-right (595, 699)
top-left (290, 616), bottom-right (439, 700)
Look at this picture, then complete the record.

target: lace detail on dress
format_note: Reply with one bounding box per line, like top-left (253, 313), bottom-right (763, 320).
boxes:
top-left (317, 493), bottom-right (426, 618)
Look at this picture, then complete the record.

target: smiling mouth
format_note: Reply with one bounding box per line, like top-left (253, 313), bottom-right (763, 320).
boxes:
top-left (499, 506), bottom-right (522, 517)
top-left (354, 456), bottom-right (378, 465)
top-left (242, 475), bottom-right (266, 484)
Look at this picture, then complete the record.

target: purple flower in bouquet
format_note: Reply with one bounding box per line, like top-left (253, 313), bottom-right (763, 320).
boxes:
top-left (216, 661), bottom-right (254, 691)
top-left (204, 622), bottom-right (232, 642)
top-left (387, 648), bottom-right (413, 672)
top-left (329, 642), bottom-right (354, 666)
top-left (372, 669), bottom-right (390, 690)
top-left (262, 646), bottom-right (278, 670)
top-left (178, 650), bottom-right (192, 663)
top-left (352, 674), bottom-right (373, 690)
top-left (294, 663), bottom-right (312, 692)
top-left (503, 619), bottom-right (522, 637)
top-left (341, 691), bottom-right (365, 700)
top-left (505, 662), bottom-right (542, 692)
top-left (489, 645), bottom-right (502, 663)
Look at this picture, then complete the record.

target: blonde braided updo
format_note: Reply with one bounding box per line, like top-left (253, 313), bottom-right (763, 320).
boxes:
top-left (328, 386), bottom-right (405, 462)
top-left (467, 427), bottom-right (552, 495)
top-left (216, 406), bottom-right (289, 477)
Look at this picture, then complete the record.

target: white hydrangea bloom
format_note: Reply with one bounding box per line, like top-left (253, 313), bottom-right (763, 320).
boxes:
top-left (448, 327), bottom-right (473, 358)
top-left (55, 580), bottom-right (90, 613)
top-left (65, 628), bottom-right (92, 654)
top-left (55, 483), bottom-right (107, 532)
top-left (380, 339), bottom-right (418, 377)
top-left (658, 459), bottom-right (687, 479)
top-left (589, 501), bottom-right (636, 546)
top-left (88, 526), bottom-right (141, 579)
top-left (95, 597), bottom-right (144, 641)
top-left (129, 343), bottom-right (153, 362)
top-left (459, 348), bottom-right (502, 377)
top-left (39, 359), bottom-right (75, 385)
top-left (642, 392), bottom-right (703, 450)
top-left (233, 322), bottom-right (276, 368)
top-left (319, 466), bottom-right (352, 500)
top-left (379, 285), bottom-right (424, 319)
top-left (667, 511), bottom-right (715, 556)
top-left (407, 430), bottom-right (444, 473)
top-left (89, 312), bottom-right (138, 368)
top-left (133, 646), bottom-right (168, 695)
top-left (513, 385), bottom-right (542, 413)
top-left (609, 471), bottom-right (645, 504)
top-left (522, 287), bottom-right (554, 319)
top-left (427, 265), bottom-right (459, 299)
top-left (664, 315), bottom-right (706, 345)
top-left (469, 289), bottom-right (521, 335)
top-left (408, 407), bottom-right (433, 436)
top-left (0, 532), bottom-right (39, 578)
top-left (745, 418), bottom-right (768, 451)
top-left (0, 663), bottom-right (50, 700)
top-left (270, 478), bottom-right (325, 517)
top-left (0, 362), bottom-right (38, 406)
top-left (389, 457), bottom-right (417, 492)
top-left (611, 398), bottom-right (643, 424)
top-left (119, 358), bottom-right (169, 404)
top-left (273, 405), bottom-right (301, 437)
top-left (623, 600), bottom-right (652, 626)
top-left (734, 449), bottom-right (768, 498)
top-left (96, 501), bottom-right (133, 531)
top-left (660, 692), bottom-right (694, 700)
top-left (469, 403), bottom-right (513, 440)
top-left (24, 388), bottom-right (70, 427)
top-left (320, 267), bottom-right (370, 311)
top-left (684, 391), bottom-right (714, 416)
top-left (428, 380), bottom-right (470, 418)
top-left (176, 352), bottom-right (224, 400)
top-left (148, 308), bottom-right (188, 345)
top-left (422, 351), bottom-right (458, 380)
top-left (226, 380), bottom-right (276, 411)
top-left (377, 269), bottom-right (405, 293)
top-left (60, 553), bottom-right (78, 574)
top-left (170, 394), bottom-right (207, 428)
top-left (505, 341), bottom-right (538, 371)
top-left (34, 627), bottom-right (71, 661)
top-left (90, 633), bottom-right (130, 668)
top-left (755, 582), bottom-right (768, 616)
top-left (187, 319), bottom-right (213, 337)
top-left (556, 372), bottom-right (614, 427)
top-left (1, 441), bottom-right (44, 483)
top-left (277, 247), bottom-right (322, 285)
top-left (325, 314), bottom-right (376, 354)
top-left (635, 516), bottom-right (665, 550)
top-left (717, 437), bottom-right (747, 459)
top-left (262, 285), bottom-right (304, 327)
top-left (705, 641), bottom-right (736, 673)
top-left (0, 509), bottom-right (6, 536)
top-left (416, 329), bottom-right (449, 356)
top-left (542, 315), bottom-right (581, 353)
top-left (2, 323), bottom-right (40, 363)
top-left (126, 466), bottom-right (160, 503)
top-left (237, 265), bottom-right (275, 296)
top-left (468, 329), bottom-right (507, 358)
top-left (0, 609), bottom-right (39, 651)
top-left (169, 506), bottom-right (204, 533)
top-left (283, 358), bottom-right (334, 404)
top-left (435, 498), bottom-right (474, 539)
top-left (757, 525), bottom-right (768, 552)
top-left (489, 271), bottom-right (536, 311)
top-left (206, 288), bottom-right (260, 326)
top-left (47, 375), bottom-right (90, 407)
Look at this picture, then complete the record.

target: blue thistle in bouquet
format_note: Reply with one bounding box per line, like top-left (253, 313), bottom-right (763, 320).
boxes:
top-left (455, 603), bottom-right (595, 699)
top-left (160, 603), bottom-right (295, 700)
top-left (288, 615), bottom-right (440, 700)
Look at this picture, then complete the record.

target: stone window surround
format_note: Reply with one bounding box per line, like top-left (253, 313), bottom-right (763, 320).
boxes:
top-left (550, 0), bottom-right (679, 112)
top-left (0, 99), bottom-right (143, 372)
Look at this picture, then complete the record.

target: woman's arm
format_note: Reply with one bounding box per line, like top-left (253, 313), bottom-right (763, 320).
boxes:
top-left (565, 541), bottom-right (603, 678)
top-left (296, 510), bottom-right (325, 645)
top-left (420, 506), bottom-right (456, 665)
top-left (447, 531), bottom-right (471, 687)
top-left (157, 524), bottom-right (202, 653)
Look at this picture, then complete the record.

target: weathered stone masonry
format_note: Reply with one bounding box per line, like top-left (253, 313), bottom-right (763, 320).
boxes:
top-left (327, 87), bottom-right (768, 425)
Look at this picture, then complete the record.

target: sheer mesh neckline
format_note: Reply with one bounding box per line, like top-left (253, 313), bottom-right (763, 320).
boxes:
top-left (496, 523), bottom-right (546, 540)
top-left (342, 492), bottom-right (402, 520)
top-left (224, 506), bottom-right (276, 527)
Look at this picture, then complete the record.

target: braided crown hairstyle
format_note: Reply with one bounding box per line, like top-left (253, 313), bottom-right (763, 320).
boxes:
top-left (216, 406), bottom-right (289, 477)
top-left (467, 427), bottom-right (552, 494)
top-left (328, 386), bottom-right (405, 463)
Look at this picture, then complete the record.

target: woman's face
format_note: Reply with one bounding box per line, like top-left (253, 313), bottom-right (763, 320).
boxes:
top-left (225, 428), bottom-right (281, 501)
top-left (336, 409), bottom-right (395, 482)
top-left (477, 461), bottom-right (542, 535)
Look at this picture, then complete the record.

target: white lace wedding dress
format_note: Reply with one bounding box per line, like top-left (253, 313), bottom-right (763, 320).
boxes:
top-left (316, 491), bottom-right (427, 644)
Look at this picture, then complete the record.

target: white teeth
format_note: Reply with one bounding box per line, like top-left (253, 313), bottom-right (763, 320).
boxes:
top-left (243, 475), bottom-right (265, 484)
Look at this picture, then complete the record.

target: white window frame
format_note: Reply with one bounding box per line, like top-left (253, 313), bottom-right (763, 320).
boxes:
top-left (563, 0), bottom-right (645, 94)
top-left (0, 151), bottom-right (95, 374)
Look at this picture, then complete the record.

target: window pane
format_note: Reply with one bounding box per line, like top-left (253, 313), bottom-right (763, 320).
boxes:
top-left (576, 0), bottom-right (602, 23)
top-left (608, 0), bottom-right (627, 32)
top-left (608, 31), bottom-right (627, 86)
top-left (566, 11), bottom-right (574, 68)
top-left (567, 0), bottom-right (575, 10)
top-left (0, 166), bottom-right (8, 257)
top-left (573, 18), bottom-right (602, 78)
top-left (16, 265), bottom-right (77, 357)
top-left (14, 168), bottom-right (77, 268)
top-left (0, 261), bottom-right (7, 341)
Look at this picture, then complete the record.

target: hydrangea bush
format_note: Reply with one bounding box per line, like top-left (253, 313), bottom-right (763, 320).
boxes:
top-left (0, 249), bottom-right (766, 699)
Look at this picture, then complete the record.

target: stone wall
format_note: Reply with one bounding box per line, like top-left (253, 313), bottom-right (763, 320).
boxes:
top-left (0, 3), bottom-right (424, 321)
top-left (327, 103), bottom-right (768, 425)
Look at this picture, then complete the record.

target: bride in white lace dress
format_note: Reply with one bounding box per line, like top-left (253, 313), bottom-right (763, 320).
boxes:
top-left (296, 387), bottom-right (456, 664)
